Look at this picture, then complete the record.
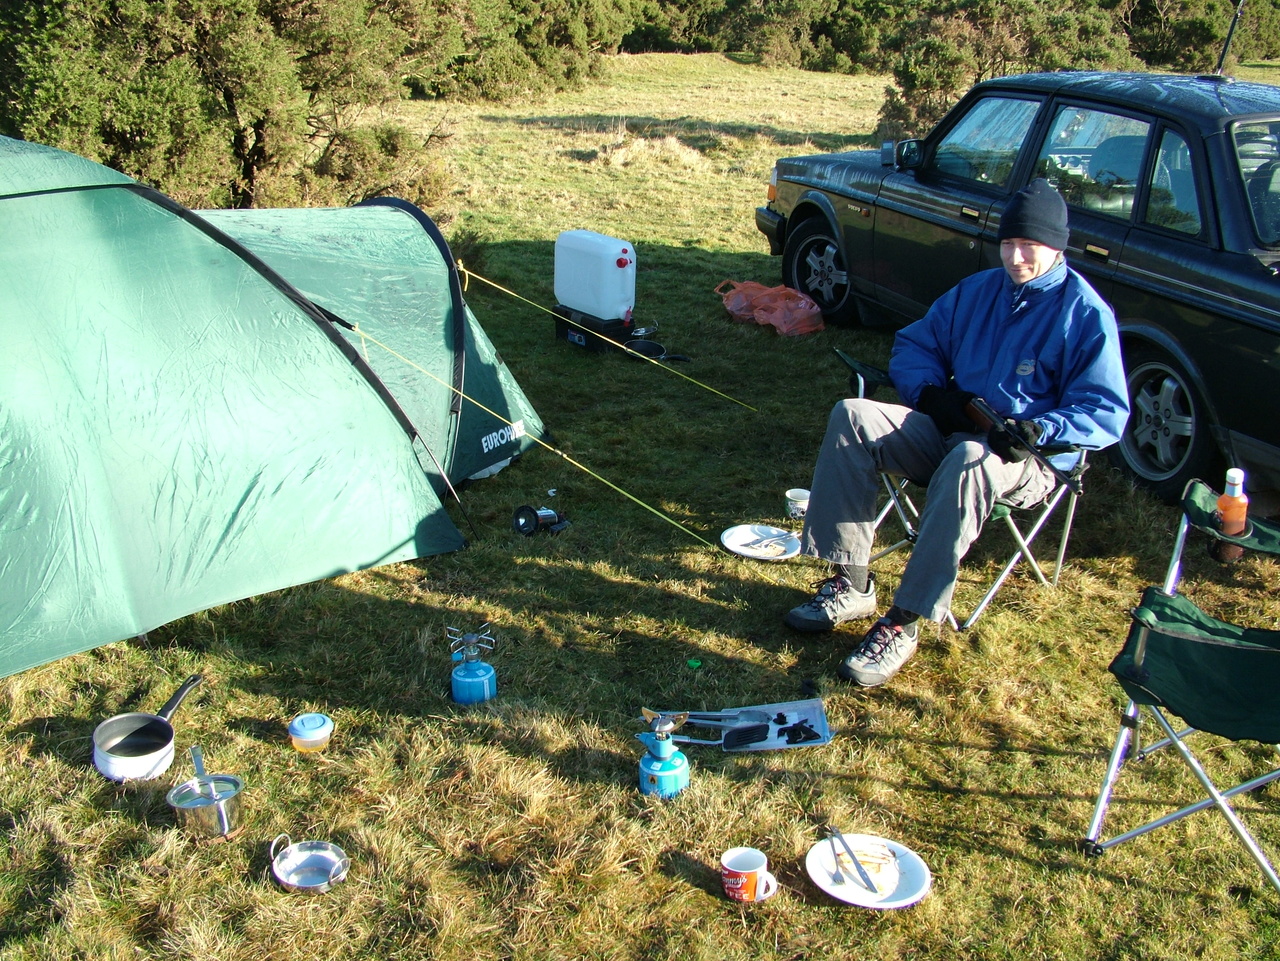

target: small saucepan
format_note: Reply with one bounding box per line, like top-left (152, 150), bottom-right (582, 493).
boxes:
top-left (167, 745), bottom-right (245, 838)
top-left (92, 674), bottom-right (203, 782)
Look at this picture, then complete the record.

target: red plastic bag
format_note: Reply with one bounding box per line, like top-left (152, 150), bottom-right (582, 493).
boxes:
top-left (714, 279), bottom-right (825, 336)
top-left (714, 279), bottom-right (775, 323)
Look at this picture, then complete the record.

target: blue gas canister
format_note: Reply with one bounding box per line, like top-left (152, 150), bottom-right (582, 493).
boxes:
top-left (636, 709), bottom-right (691, 798)
top-left (447, 624), bottom-right (498, 705)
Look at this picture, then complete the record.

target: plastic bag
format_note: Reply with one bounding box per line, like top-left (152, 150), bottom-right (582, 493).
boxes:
top-left (714, 280), bottom-right (825, 336)
top-left (714, 279), bottom-right (775, 322)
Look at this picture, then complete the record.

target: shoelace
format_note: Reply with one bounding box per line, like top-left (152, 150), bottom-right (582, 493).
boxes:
top-left (804, 576), bottom-right (848, 608)
top-left (859, 622), bottom-right (906, 663)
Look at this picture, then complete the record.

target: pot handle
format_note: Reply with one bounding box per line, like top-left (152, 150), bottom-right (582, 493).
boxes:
top-left (156, 674), bottom-right (204, 722)
top-left (329, 857), bottom-right (350, 884)
top-left (270, 833), bottom-right (291, 860)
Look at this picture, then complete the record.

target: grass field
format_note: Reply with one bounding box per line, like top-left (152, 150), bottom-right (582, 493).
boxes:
top-left (4, 54), bottom-right (1280, 960)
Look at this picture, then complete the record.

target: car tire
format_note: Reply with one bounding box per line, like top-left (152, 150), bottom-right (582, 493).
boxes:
top-left (781, 218), bottom-right (859, 326)
top-left (1108, 342), bottom-right (1222, 502)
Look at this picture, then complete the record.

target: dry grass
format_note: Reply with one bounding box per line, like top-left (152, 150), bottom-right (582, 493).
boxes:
top-left (4, 54), bottom-right (1280, 961)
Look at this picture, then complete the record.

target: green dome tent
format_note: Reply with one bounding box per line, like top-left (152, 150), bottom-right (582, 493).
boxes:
top-left (0, 136), bottom-right (544, 678)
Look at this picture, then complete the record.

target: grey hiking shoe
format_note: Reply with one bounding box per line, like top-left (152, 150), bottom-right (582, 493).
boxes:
top-left (784, 573), bottom-right (877, 632)
top-left (838, 618), bottom-right (919, 687)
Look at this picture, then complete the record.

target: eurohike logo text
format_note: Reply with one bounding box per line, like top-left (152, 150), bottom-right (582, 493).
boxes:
top-left (482, 420), bottom-right (525, 453)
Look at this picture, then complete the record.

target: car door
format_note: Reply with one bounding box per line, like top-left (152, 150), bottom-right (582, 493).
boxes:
top-left (873, 93), bottom-right (1044, 319)
top-left (1112, 123), bottom-right (1280, 492)
top-left (1024, 101), bottom-right (1151, 304)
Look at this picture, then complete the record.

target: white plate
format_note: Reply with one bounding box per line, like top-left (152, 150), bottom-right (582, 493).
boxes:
top-left (805, 833), bottom-right (931, 909)
top-left (720, 524), bottom-right (800, 561)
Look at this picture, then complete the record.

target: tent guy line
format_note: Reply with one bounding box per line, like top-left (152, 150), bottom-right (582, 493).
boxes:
top-left (455, 263), bottom-right (758, 412)
top-left (346, 324), bottom-right (720, 550)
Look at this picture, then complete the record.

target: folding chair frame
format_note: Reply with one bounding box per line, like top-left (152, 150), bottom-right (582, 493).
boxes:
top-left (837, 349), bottom-right (1082, 632)
top-left (1081, 482), bottom-right (1280, 894)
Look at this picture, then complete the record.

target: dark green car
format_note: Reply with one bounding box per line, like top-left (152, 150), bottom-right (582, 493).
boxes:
top-left (757, 71), bottom-right (1280, 501)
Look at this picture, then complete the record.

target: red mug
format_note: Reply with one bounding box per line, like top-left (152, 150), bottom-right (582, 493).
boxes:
top-left (720, 846), bottom-right (778, 902)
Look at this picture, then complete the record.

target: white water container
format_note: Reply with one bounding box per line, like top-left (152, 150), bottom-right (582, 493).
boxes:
top-left (554, 230), bottom-right (636, 321)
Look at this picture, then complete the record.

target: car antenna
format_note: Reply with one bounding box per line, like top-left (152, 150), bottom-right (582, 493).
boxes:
top-left (1214, 0), bottom-right (1246, 76)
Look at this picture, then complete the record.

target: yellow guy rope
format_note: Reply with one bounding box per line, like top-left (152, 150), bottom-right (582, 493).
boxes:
top-left (348, 325), bottom-right (719, 550)
top-left (455, 264), bottom-right (757, 412)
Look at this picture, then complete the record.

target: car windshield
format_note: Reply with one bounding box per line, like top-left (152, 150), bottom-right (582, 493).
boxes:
top-left (1234, 121), bottom-right (1280, 245)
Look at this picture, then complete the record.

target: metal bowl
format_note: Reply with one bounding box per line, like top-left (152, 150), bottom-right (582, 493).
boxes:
top-left (270, 834), bottom-right (350, 893)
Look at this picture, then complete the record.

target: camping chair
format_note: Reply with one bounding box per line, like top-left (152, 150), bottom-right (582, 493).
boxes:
top-left (1082, 478), bottom-right (1280, 893)
top-left (836, 349), bottom-right (1084, 631)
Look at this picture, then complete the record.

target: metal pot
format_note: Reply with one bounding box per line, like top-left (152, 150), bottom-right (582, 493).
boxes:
top-left (92, 674), bottom-right (203, 782)
top-left (166, 746), bottom-right (244, 837)
top-left (270, 834), bottom-right (350, 893)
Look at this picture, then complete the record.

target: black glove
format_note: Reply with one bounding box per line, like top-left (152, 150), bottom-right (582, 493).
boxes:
top-left (987, 418), bottom-right (1043, 463)
top-left (916, 384), bottom-right (979, 435)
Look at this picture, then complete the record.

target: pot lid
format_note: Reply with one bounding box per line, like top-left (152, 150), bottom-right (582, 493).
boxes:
top-left (288, 712), bottom-right (334, 740)
top-left (166, 774), bottom-right (243, 808)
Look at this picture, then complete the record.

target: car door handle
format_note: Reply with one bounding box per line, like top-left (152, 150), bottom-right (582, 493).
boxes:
top-left (1084, 243), bottom-right (1110, 260)
top-left (960, 206), bottom-right (981, 220)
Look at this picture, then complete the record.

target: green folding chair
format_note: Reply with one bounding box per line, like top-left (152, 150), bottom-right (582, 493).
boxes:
top-left (1082, 478), bottom-right (1280, 894)
top-left (835, 349), bottom-right (1084, 631)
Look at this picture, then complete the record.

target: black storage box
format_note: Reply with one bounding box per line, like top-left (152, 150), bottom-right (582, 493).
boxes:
top-left (553, 304), bottom-right (633, 352)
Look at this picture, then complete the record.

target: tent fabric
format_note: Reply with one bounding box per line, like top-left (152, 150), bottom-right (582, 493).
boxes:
top-left (198, 199), bottom-right (544, 491)
top-left (0, 135), bottom-right (542, 679)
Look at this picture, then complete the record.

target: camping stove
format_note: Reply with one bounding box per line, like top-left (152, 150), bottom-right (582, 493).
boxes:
top-left (447, 624), bottom-right (498, 705)
top-left (636, 708), bottom-right (690, 798)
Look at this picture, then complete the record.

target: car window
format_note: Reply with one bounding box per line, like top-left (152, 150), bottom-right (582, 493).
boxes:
top-left (1235, 121), bottom-right (1280, 246)
top-left (1033, 106), bottom-right (1150, 220)
top-left (1144, 129), bottom-right (1201, 236)
top-left (931, 96), bottom-right (1040, 188)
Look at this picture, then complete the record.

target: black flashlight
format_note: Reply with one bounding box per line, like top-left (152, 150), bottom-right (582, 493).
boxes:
top-left (513, 505), bottom-right (569, 535)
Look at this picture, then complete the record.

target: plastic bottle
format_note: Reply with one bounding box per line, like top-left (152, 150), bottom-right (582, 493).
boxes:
top-left (553, 230), bottom-right (636, 321)
top-left (1215, 467), bottom-right (1248, 563)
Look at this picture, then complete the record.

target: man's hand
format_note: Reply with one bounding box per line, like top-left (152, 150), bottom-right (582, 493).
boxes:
top-left (987, 418), bottom-right (1043, 462)
top-left (916, 385), bottom-right (979, 435)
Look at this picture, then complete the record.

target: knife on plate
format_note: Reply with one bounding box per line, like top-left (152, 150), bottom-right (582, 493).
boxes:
top-left (829, 826), bottom-right (878, 894)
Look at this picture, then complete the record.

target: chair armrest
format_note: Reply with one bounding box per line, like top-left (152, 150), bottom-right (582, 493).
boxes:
top-left (832, 348), bottom-right (893, 398)
top-left (1181, 478), bottom-right (1280, 554)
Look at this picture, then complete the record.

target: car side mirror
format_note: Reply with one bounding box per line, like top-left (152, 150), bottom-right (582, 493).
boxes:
top-left (895, 139), bottom-right (923, 169)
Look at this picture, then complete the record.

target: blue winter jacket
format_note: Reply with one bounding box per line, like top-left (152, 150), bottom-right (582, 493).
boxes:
top-left (888, 259), bottom-right (1129, 455)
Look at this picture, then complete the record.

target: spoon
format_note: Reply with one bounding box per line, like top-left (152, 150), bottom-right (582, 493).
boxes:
top-left (190, 745), bottom-right (215, 799)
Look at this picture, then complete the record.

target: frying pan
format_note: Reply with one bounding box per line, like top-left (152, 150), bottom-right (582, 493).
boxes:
top-left (93, 674), bottom-right (203, 781)
top-left (623, 339), bottom-right (690, 362)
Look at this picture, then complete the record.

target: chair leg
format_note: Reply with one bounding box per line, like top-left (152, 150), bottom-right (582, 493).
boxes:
top-left (1085, 703), bottom-right (1280, 893)
top-left (870, 475), bottom-right (918, 563)
top-left (1083, 699), bottom-right (1140, 855)
top-left (1149, 706), bottom-right (1280, 894)
top-left (959, 485), bottom-right (1071, 630)
top-left (1051, 489), bottom-right (1080, 587)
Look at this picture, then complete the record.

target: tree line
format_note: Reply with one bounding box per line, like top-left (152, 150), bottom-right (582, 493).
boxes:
top-left (2, 0), bottom-right (1276, 211)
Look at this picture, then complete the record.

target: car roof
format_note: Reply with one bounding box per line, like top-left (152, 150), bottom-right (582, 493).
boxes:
top-left (979, 71), bottom-right (1280, 132)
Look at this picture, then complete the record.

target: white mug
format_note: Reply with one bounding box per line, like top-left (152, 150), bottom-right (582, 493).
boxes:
top-left (785, 488), bottom-right (810, 519)
top-left (720, 846), bottom-right (778, 902)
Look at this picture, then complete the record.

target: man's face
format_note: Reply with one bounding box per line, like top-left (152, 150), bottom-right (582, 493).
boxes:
top-left (1000, 238), bottom-right (1060, 284)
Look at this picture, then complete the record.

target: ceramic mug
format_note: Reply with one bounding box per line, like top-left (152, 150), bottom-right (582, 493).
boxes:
top-left (720, 846), bottom-right (778, 902)
top-left (785, 488), bottom-right (810, 519)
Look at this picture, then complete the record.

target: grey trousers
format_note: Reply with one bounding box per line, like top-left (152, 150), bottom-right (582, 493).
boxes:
top-left (799, 398), bottom-right (1057, 623)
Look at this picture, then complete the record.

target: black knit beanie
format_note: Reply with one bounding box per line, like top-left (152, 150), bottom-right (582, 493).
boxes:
top-left (997, 178), bottom-right (1069, 250)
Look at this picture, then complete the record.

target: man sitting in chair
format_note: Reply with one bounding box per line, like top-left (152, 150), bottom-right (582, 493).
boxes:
top-left (786, 179), bottom-right (1129, 687)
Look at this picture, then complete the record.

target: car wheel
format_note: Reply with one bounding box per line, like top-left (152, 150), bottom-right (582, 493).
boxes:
top-left (1108, 343), bottom-right (1221, 502)
top-left (781, 218), bottom-right (859, 326)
